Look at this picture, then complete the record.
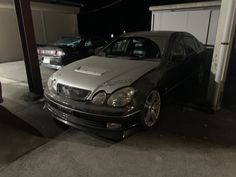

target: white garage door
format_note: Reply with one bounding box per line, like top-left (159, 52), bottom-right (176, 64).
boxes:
top-left (152, 9), bottom-right (220, 45)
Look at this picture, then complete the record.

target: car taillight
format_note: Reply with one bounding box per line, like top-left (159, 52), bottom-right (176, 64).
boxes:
top-left (37, 48), bottom-right (65, 57)
top-left (50, 50), bottom-right (56, 56)
top-left (37, 48), bottom-right (41, 54)
top-left (55, 50), bottom-right (65, 57)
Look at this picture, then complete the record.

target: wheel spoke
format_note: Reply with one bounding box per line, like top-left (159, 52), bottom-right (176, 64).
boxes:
top-left (153, 103), bottom-right (160, 111)
top-left (150, 110), bottom-right (157, 121)
top-left (145, 101), bottom-right (151, 108)
top-left (150, 94), bottom-right (156, 104)
top-left (145, 110), bottom-right (151, 123)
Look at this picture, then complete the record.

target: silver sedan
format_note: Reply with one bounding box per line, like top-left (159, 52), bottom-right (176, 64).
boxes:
top-left (44, 31), bottom-right (207, 140)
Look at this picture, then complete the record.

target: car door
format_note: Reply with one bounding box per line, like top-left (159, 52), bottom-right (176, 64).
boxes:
top-left (160, 34), bottom-right (187, 93)
top-left (170, 34), bottom-right (201, 83)
top-left (182, 35), bottom-right (201, 76)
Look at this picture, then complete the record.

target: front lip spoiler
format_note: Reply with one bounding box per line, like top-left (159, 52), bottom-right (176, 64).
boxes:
top-left (44, 94), bottom-right (141, 119)
top-left (53, 114), bottom-right (138, 140)
top-left (45, 102), bottom-right (139, 140)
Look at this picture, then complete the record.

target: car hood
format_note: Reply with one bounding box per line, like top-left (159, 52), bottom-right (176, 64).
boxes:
top-left (54, 56), bottom-right (160, 98)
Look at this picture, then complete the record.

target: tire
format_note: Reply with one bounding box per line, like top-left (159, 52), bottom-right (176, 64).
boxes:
top-left (140, 90), bottom-right (161, 129)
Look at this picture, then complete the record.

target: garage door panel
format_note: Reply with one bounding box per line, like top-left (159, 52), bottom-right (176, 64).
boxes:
top-left (152, 9), bottom-right (218, 44)
top-left (32, 10), bottom-right (46, 44)
top-left (0, 8), bottom-right (23, 62)
top-left (155, 11), bottom-right (188, 31)
top-left (186, 10), bottom-right (210, 43)
top-left (43, 12), bottom-right (78, 43)
top-left (208, 9), bottom-right (220, 45)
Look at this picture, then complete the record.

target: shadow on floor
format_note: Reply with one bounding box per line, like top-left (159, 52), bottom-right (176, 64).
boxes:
top-left (155, 72), bottom-right (236, 146)
top-left (0, 106), bottom-right (47, 165)
top-left (157, 102), bottom-right (236, 146)
top-left (0, 106), bottom-right (44, 137)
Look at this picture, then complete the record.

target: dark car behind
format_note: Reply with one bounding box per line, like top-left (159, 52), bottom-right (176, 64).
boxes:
top-left (38, 35), bottom-right (107, 69)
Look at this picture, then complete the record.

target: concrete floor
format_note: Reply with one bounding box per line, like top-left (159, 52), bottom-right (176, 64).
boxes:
top-left (0, 61), bottom-right (65, 170)
top-left (0, 60), bottom-right (236, 177)
top-left (0, 61), bottom-right (54, 87)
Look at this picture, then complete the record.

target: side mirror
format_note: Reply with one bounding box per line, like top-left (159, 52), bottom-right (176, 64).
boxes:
top-left (171, 54), bottom-right (185, 62)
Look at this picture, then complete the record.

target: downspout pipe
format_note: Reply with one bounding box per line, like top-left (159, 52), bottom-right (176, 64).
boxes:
top-left (213, 0), bottom-right (236, 109)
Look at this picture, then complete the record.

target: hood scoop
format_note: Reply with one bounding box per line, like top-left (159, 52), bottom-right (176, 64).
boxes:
top-left (74, 66), bottom-right (107, 76)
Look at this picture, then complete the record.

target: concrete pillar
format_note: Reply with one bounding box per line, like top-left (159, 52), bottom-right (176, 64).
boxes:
top-left (14, 0), bottom-right (43, 98)
top-left (207, 0), bottom-right (236, 111)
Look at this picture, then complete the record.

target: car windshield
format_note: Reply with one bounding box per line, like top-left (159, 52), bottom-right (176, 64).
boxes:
top-left (54, 37), bottom-right (82, 46)
top-left (97, 37), bottom-right (162, 60)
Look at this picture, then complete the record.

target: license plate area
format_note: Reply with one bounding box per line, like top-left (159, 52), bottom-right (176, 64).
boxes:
top-left (57, 105), bottom-right (74, 115)
top-left (43, 57), bottom-right (50, 64)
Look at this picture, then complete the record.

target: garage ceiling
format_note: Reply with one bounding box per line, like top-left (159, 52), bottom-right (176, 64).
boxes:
top-left (30, 0), bottom-right (219, 37)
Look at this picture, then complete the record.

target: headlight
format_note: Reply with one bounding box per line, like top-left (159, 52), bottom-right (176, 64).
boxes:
top-left (47, 76), bottom-right (57, 92)
top-left (107, 87), bottom-right (135, 107)
top-left (92, 91), bottom-right (106, 105)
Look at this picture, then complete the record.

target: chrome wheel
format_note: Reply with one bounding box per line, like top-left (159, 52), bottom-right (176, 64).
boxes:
top-left (143, 90), bottom-right (161, 128)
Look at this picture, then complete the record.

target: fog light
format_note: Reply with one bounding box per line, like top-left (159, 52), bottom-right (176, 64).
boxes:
top-left (106, 123), bottom-right (122, 129)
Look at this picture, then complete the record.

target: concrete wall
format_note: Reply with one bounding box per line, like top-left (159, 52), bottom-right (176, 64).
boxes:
top-left (0, 0), bottom-right (80, 63)
top-left (0, 2), bottom-right (23, 62)
top-left (42, 12), bottom-right (78, 43)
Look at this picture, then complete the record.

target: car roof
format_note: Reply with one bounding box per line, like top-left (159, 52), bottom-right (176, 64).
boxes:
top-left (122, 31), bottom-right (183, 55)
top-left (122, 31), bottom-right (181, 38)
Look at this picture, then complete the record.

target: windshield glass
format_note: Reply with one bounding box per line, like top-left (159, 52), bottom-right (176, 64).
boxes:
top-left (98, 37), bottom-right (162, 60)
top-left (54, 37), bottom-right (82, 46)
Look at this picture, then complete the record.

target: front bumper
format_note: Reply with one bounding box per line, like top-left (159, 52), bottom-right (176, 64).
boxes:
top-left (40, 56), bottom-right (62, 70)
top-left (41, 63), bottom-right (62, 70)
top-left (44, 93), bottom-right (141, 139)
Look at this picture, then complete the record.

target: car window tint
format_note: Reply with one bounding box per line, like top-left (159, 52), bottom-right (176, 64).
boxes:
top-left (131, 39), bottom-right (146, 57)
top-left (109, 39), bottom-right (129, 54)
top-left (183, 36), bottom-right (196, 55)
top-left (142, 39), bottom-right (160, 58)
top-left (192, 36), bottom-right (201, 49)
top-left (54, 37), bottom-right (82, 46)
top-left (171, 39), bottom-right (186, 57)
top-left (103, 37), bottom-right (160, 59)
top-left (150, 36), bottom-right (168, 56)
top-left (92, 38), bottom-right (105, 47)
top-left (84, 39), bottom-right (93, 47)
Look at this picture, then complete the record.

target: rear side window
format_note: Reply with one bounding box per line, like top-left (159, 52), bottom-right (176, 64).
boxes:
top-left (172, 39), bottom-right (186, 56)
top-left (183, 36), bottom-right (196, 55)
top-left (84, 39), bottom-right (93, 47)
top-left (192, 37), bottom-right (201, 49)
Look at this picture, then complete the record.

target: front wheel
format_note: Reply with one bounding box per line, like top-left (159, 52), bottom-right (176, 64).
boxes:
top-left (140, 90), bottom-right (161, 129)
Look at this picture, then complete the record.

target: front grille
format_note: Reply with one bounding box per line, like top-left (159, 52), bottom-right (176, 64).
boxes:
top-left (58, 84), bottom-right (91, 101)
